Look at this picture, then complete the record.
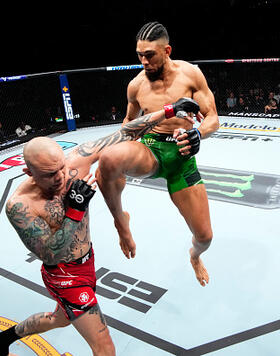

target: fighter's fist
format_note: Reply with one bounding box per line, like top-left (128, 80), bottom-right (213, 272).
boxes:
top-left (65, 174), bottom-right (96, 221)
top-left (164, 97), bottom-right (200, 119)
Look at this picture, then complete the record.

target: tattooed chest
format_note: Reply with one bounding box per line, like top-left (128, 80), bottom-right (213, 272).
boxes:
top-left (42, 197), bottom-right (66, 231)
top-left (41, 197), bottom-right (89, 238)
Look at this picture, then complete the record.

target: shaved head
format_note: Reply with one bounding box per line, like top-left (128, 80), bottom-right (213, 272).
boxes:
top-left (23, 137), bottom-right (67, 195)
top-left (23, 137), bottom-right (64, 170)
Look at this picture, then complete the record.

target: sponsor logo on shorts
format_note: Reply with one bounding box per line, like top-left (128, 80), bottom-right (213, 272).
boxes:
top-left (79, 292), bottom-right (90, 303)
top-left (165, 136), bottom-right (176, 142)
top-left (61, 280), bottom-right (73, 286)
top-left (81, 254), bottom-right (90, 264)
top-left (143, 138), bottom-right (155, 146)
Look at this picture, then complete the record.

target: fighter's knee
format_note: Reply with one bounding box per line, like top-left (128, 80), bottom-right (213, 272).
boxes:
top-left (90, 329), bottom-right (115, 355)
top-left (99, 149), bottom-right (121, 176)
top-left (195, 228), bottom-right (213, 244)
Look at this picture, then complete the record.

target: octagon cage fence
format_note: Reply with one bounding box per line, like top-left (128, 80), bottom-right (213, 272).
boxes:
top-left (0, 57), bottom-right (279, 151)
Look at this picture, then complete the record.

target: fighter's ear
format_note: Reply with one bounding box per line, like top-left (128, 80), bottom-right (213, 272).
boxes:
top-left (23, 167), bottom-right (32, 176)
top-left (165, 45), bottom-right (172, 56)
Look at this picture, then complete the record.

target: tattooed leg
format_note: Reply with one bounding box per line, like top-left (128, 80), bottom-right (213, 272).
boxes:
top-left (15, 305), bottom-right (70, 338)
top-left (72, 303), bottom-right (115, 356)
top-left (0, 306), bottom-right (69, 356)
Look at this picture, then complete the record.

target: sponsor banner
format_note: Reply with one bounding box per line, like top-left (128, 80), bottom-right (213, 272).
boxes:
top-left (106, 64), bottom-right (143, 71)
top-left (226, 111), bottom-right (280, 119)
top-left (218, 116), bottom-right (280, 136)
top-left (59, 74), bottom-right (76, 132)
top-left (0, 75), bottom-right (27, 82)
top-left (126, 166), bottom-right (280, 209)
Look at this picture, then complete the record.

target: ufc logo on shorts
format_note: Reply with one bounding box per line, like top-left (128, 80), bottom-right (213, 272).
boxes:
top-left (69, 190), bottom-right (84, 204)
top-left (61, 280), bottom-right (73, 286)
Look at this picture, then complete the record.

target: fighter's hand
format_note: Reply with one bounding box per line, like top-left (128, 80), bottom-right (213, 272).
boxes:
top-left (65, 174), bottom-right (96, 221)
top-left (164, 97), bottom-right (203, 123)
top-left (173, 128), bottom-right (201, 156)
top-left (119, 237), bottom-right (136, 259)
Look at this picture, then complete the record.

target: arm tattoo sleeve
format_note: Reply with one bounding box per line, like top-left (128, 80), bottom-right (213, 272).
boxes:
top-left (6, 201), bottom-right (80, 265)
top-left (77, 112), bottom-right (161, 157)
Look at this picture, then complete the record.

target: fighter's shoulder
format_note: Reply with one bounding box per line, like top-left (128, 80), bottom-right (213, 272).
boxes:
top-left (127, 71), bottom-right (146, 93)
top-left (175, 60), bottom-right (202, 78)
top-left (6, 191), bottom-right (33, 221)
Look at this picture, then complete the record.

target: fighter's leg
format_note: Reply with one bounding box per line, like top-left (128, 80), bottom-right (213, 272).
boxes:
top-left (96, 141), bottom-right (158, 258)
top-left (72, 303), bottom-right (115, 356)
top-left (170, 183), bottom-right (213, 286)
top-left (15, 304), bottom-right (71, 337)
top-left (0, 304), bottom-right (70, 356)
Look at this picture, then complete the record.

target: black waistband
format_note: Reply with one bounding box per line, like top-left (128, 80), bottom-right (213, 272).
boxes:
top-left (151, 133), bottom-right (177, 143)
top-left (71, 246), bottom-right (93, 265)
top-left (44, 244), bottom-right (93, 268)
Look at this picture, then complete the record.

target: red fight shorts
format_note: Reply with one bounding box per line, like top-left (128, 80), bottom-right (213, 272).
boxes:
top-left (41, 246), bottom-right (97, 321)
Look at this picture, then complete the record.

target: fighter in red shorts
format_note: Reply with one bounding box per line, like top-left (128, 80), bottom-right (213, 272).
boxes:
top-left (41, 241), bottom-right (97, 321)
top-left (0, 98), bottom-right (200, 356)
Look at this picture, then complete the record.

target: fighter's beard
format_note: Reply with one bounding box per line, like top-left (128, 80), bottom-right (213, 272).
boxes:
top-left (145, 65), bottom-right (164, 82)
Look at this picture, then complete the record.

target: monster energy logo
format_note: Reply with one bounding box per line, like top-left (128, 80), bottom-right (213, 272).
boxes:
top-left (200, 170), bottom-right (255, 198)
top-left (143, 138), bottom-right (155, 146)
top-left (126, 166), bottom-right (280, 209)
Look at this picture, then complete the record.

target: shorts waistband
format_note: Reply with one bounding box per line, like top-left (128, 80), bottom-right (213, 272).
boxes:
top-left (144, 133), bottom-right (177, 143)
top-left (43, 244), bottom-right (93, 268)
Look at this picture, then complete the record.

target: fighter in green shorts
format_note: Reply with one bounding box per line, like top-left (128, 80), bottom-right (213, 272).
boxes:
top-left (141, 132), bottom-right (203, 195)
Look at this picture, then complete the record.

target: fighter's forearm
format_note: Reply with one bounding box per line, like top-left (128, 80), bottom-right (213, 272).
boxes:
top-left (198, 113), bottom-right (219, 139)
top-left (120, 109), bottom-right (165, 139)
top-left (76, 109), bottom-right (165, 158)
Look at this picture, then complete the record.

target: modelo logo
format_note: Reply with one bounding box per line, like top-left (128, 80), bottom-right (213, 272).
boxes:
top-left (220, 122), bottom-right (280, 131)
top-left (63, 93), bottom-right (74, 120)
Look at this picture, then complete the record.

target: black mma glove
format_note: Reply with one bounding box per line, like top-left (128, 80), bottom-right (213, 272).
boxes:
top-left (164, 97), bottom-right (200, 118)
top-left (182, 128), bottom-right (201, 156)
top-left (65, 179), bottom-right (96, 221)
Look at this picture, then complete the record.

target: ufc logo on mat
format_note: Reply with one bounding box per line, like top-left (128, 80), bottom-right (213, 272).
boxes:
top-left (96, 267), bottom-right (167, 313)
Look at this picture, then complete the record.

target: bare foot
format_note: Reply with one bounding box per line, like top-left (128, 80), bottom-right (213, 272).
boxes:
top-left (189, 248), bottom-right (209, 286)
top-left (114, 212), bottom-right (136, 258)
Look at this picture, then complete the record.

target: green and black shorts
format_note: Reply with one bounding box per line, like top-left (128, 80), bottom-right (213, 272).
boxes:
top-left (141, 133), bottom-right (203, 194)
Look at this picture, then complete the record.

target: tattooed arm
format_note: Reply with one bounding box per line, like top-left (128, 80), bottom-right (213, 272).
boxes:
top-left (73, 109), bottom-right (166, 160)
top-left (6, 199), bottom-right (81, 265)
top-left (72, 97), bottom-right (200, 161)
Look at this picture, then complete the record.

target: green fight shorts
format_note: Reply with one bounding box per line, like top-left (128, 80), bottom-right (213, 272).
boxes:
top-left (141, 133), bottom-right (203, 194)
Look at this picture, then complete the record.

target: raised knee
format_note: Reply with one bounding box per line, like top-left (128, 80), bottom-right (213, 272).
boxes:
top-left (195, 229), bottom-right (213, 244)
top-left (99, 149), bottom-right (121, 178)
